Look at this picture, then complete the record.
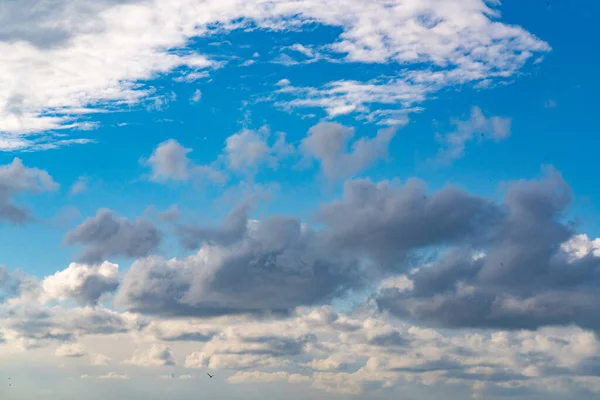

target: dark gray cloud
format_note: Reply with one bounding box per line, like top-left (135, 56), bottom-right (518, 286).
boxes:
top-left (116, 215), bottom-right (362, 317)
top-left (117, 165), bottom-right (600, 332)
top-left (0, 158), bottom-right (58, 223)
top-left (63, 209), bottom-right (162, 263)
top-left (175, 202), bottom-right (251, 249)
top-left (315, 177), bottom-right (503, 270)
top-left (376, 167), bottom-right (600, 331)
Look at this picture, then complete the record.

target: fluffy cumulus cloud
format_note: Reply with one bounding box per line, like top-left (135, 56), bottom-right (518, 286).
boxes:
top-left (375, 167), bottom-right (600, 332)
top-left (55, 342), bottom-right (86, 358)
top-left (124, 344), bottom-right (175, 367)
top-left (314, 176), bottom-right (503, 268)
top-left (0, 157), bottom-right (58, 223)
top-left (0, 0), bottom-right (548, 149)
top-left (142, 139), bottom-right (225, 184)
top-left (63, 209), bottom-right (162, 263)
top-left (224, 126), bottom-right (294, 173)
top-left (112, 165), bottom-right (600, 340)
top-left (115, 212), bottom-right (362, 317)
top-left (42, 261), bottom-right (119, 305)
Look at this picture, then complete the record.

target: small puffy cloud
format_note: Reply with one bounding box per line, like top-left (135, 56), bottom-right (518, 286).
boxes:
top-left (142, 139), bottom-right (225, 184)
top-left (224, 126), bottom-right (294, 173)
top-left (275, 79), bottom-right (291, 87)
top-left (55, 343), bottom-right (86, 358)
top-left (69, 176), bottom-right (89, 196)
top-left (81, 372), bottom-right (130, 380)
top-left (42, 261), bottom-right (119, 305)
top-left (124, 344), bottom-right (175, 367)
top-left (144, 139), bottom-right (194, 182)
top-left (304, 355), bottom-right (348, 371)
top-left (561, 234), bottom-right (600, 261)
top-left (228, 371), bottom-right (311, 384)
top-left (63, 209), bottom-right (162, 263)
top-left (90, 353), bottom-right (112, 366)
top-left (432, 106), bottom-right (512, 165)
top-left (299, 122), bottom-right (397, 179)
top-left (190, 89), bottom-right (202, 103)
top-left (0, 158), bottom-right (58, 223)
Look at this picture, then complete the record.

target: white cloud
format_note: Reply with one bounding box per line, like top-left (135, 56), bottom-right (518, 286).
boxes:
top-left (124, 344), bottom-right (175, 367)
top-left (431, 106), bottom-right (512, 165)
top-left (228, 371), bottom-right (311, 384)
top-left (190, 89), bottom-right (202, 103)
top-left (42, 261), bottom-right (119, 304)
top-left (81, 372), bottom-right (130, 380)
top-left (55, 343), bottom-right (86, 358)
top-left (378, 275), bottom-right (414, 292)
top-left (90, 353), bottom-right (112, 366)
top-left (275, 78), bottom-right (291, 87)
top-left (561, 234), bottom-right (600, 261)
top-left (0, 0), bottom-right (549, 148)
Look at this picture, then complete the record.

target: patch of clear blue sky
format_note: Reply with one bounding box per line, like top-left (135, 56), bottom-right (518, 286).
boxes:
top-left (0, 0), bottom-right (598, 278)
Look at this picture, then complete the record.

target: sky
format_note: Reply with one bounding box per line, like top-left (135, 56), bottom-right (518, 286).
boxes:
top-left (0, 0), bottom-right (600, 399)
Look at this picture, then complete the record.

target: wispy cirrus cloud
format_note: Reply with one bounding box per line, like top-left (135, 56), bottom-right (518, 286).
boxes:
top-left (0, 0), bottom-right (549, 149)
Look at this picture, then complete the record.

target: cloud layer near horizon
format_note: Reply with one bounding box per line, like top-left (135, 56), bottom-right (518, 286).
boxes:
top-left (1, 152), bottom-right (599, 399)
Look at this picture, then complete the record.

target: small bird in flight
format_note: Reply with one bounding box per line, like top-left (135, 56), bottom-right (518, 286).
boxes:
top-left (207, 373), bottom-right (214, 379)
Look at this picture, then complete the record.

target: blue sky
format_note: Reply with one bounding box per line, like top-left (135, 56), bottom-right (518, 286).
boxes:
top-left (1, 1), bottom-right (600, 399)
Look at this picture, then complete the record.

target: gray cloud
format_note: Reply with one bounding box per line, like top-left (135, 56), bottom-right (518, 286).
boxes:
top-left (175, 202), bottom-right (251, 249)
top-left (299, 122), bottom-right (398, 179)
top-left (119, 164), bottom-right (600, 333)
top-left (143, 139), bottom-right (225, 184)
top-left (315, 177), bottom-right (503, 270)
top-left (376, 167), bottom-right (600, 331)
top-left (63, 209), bottom-right (162, 263)
top-left (159, 204), bottom-right (180, 223)
top-left (116, 215), bottom-right (362, 317)
top-left (0, 158), bottom-right (58, 223)
top-left (224, 127), bottom-right (294, 173)
top-left (0, 0), bottom-right (142, 48)
top-left (144, 139), bottom-right (193, 182)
